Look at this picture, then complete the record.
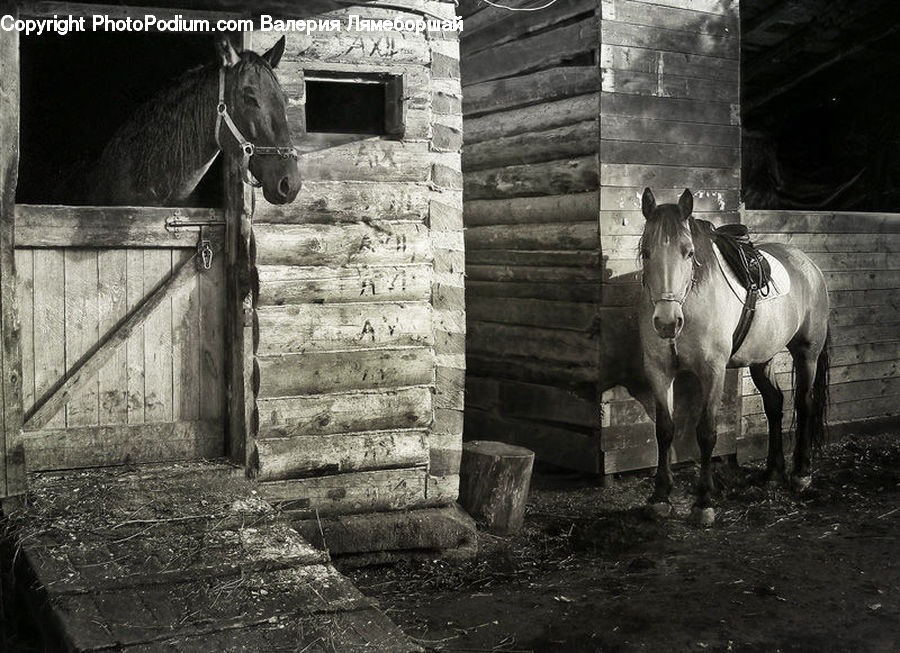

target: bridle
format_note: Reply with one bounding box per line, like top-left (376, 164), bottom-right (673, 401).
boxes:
top-left (215, 66), bottom-right (298, 187)
top-left (643, 259), bottom-right (696, 307)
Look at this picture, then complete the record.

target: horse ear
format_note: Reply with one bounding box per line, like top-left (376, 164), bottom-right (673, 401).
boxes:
top-left (262, 36), bottom-right (286, 69)
top-left (641, 187), bottom-right (656, 220)
top-left (678, 188), bottom-right (694, 220)
top-left (215, 34), bottom-right (240, 68)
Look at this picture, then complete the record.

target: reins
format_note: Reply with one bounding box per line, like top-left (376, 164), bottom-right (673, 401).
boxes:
top-left (215, 66), bottom-right (298, 187)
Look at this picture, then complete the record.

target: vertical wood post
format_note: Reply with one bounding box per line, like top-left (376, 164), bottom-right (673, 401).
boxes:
top-left (0, 2), bottom-right (25, 499)
top-left (224, 31), bottom-right (257, 472)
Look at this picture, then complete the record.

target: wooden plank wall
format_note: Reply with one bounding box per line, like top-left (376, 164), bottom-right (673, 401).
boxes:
top-left (249, 0), bottom-right (465, 516)
top-left (597, 0), bottom-right (742, 473)
top-left (738, 211), bottom-right (900, 460)
top-left (460, 0), bottom-right (604, 472)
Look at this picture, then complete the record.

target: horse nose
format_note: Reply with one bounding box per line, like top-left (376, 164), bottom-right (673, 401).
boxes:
top-left (652, 314), bottom-right (684, 339)
top-left (276, 174), bottom-right (300, 202)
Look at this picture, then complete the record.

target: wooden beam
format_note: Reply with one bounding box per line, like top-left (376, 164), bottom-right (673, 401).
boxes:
top-left (0, 3), bottom-right (24, 498)
top-left (745, 20), bottom-right (900, 114)
top-left (24, 252), bottom-right (201, 431)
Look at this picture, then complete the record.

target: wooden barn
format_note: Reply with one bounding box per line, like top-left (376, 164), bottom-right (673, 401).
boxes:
top-left (459, 0), bottom-right (900, 475)
top-left (0, 0), bottom-right (472, 563)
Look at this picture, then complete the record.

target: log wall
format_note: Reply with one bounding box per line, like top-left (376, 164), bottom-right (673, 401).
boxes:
top-left (460, 0), bottom-right (743, 473)
top-left (738, 211), bottom-right (900, 459)
top-left (248, 1), bottom-right (464, 516)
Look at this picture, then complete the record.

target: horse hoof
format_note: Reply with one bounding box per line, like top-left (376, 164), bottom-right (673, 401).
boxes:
top-left (791, 475), bottom-right (812, 492)
top-left (647, 502), bottom-right (672, 519)
top-left (690, 506), bottom-right (715, 527)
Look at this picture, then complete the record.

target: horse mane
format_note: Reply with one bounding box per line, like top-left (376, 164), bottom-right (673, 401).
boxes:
top-left (90, 52), bottom-right (276, 204)
top-left (637, 205), bottom-right (717, 288)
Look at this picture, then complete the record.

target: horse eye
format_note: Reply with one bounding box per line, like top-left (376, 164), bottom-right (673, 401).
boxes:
top-left (243, 93), bottom-right (260, 108)
top-left (686, 250), bottom-right (695, 259)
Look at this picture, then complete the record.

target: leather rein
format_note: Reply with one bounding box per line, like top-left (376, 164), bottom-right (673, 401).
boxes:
top-left (214, 67), bottom-right (298, 187)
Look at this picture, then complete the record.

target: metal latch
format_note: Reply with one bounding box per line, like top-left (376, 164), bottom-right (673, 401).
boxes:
top-left (165, 211), bottom-right (227, 234)
top-left (198, 239), bottom-right (214, 270)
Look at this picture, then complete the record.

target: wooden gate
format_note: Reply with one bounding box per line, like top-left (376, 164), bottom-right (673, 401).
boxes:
top-left (13, 206), bottom-right (227, 471)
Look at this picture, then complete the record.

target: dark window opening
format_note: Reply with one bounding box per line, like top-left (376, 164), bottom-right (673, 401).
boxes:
top-left (17, 30), bottom-right (223, 206)
top-left (305, 75), bottom-right (404, 136)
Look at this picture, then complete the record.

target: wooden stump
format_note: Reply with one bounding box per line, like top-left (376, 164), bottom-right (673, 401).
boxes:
top-left (459, 440), bottom-right (535, 536)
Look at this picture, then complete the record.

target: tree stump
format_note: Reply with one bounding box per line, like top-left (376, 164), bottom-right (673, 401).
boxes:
top-left (459, 440), bottom-right (535, 536)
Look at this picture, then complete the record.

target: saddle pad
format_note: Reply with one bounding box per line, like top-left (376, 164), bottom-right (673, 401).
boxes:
top-left (713, 244), bottom-right (790, 303)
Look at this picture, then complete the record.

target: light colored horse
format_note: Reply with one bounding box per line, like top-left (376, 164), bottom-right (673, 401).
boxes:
top-left (638, 188), bottom-right (830, 525)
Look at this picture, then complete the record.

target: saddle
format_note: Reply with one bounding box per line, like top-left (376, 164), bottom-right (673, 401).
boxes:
top-left (713, 224), bottom-right (772, 356)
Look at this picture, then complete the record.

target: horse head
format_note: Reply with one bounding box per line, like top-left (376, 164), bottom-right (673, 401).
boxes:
top-left (639, 187), bottom-right (697, 340)
top-left (216, 35), bottom-right (300, 204)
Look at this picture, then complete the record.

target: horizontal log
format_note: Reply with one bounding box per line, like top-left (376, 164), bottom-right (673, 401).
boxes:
top-left (468, 297), bottom-right (596, 331)
top-left (601, 17), bottom-right (738, 59)
top-left (253, 181), bottom-right (429, 224)
top-left (468, 322), bottom-right (598, 365)
top-left (254, 222), bottom-right (431, 267)
top-left (600, 140), bottom-right (738, 169)
top-left (601, 114), bottom-right (740, 147)
top-left (462, 66), bottom-right (599, 116)
top-left (14, 205), bottom-right (222, 249)
top-left (257, 263), bottom-right (431, 305)
top-left (600, 43), bottom-right (738, 83)
top-left (464, 192), bottom-right (598, 226)
top-left (602, 67), bottom-right (739, 103)
top-left (468, 279), bottom-right (600, 303)
top-left (467, 265), bottom-right (602, 284)
top-left (468, 353), bottom-right (600, 387)
top-left (298, 140), bottom-right (432, 182)
top-left (601, 162), bottom-right (739, 191)
top-left (600, 91), bottom-right (736, 126)
top-left (743, 211), bottom-right (900, 234)
top-left (258, 387), bottom-right (432, 438)
top-left (748, 233), bottom-right (900, 254)
top-left (465, 156), bottom-right (599, 200)
top-left (465, 221), bottom-right (598, 251)
top-left (462, 121), bottom-right (598, 172)
top-left (256, 302), bottom-right (433, 354)
top-left (259, 467), bottom-right (429, 515)
top-left (601, 0), bottom-right (738, 36)
top-left (465, 408), bottom-right (600, 473)
top-left (256, 430), bottom-right (429, 481)
top-left (257, 347), bottom-right (434, 397)
top-left (628, 0), bottom-right (738, 16)
top-left (462, 0), bottom-right (596, 56)
top-left (462, 17), bottom-right (598, 86)
top-left (23, 421), bottom-right (222, 472)
top-left (465, 93), bottom-right (599, 145)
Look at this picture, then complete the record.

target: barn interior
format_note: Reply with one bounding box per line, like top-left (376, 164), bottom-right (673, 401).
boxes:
top-left (741, 0), bottom-right (900, 211)
top-left (16, 30), bottom-right (226, 206)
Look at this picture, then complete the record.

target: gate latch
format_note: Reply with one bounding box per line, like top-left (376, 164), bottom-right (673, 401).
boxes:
top-left (166, 211), bottom-right (227, 234)
top-left (198, 239), bottom-right (214, 270)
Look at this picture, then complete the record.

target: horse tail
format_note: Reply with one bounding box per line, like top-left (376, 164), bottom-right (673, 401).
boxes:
top-left (809, 328), bottom-right (831, 450)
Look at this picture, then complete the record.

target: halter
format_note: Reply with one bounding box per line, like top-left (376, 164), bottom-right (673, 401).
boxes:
top-left (215, 66), bottom-right (298, 187)
top-left (643, 263), bottom-right (695, 307)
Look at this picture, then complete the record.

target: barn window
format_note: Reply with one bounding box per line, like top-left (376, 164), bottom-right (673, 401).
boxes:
top-left (16, 30), bottom-right (224, 206)
top-left (304, 73), bottom-right (404, 136)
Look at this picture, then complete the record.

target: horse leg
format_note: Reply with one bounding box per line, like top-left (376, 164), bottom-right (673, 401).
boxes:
top-left (788, 343), bottom-right (822, 491)
top-left (691, 366), bottom-right (726, 526)
top-left (749, 361), bottom-right (786, 485)
top-left (645, 373), bottom-right (675, 518)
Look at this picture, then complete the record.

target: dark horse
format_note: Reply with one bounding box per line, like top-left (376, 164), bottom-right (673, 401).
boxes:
top-left (72, 35), bottom-right (300, 206)
top-left (639, 188), bottom-right (830, 525)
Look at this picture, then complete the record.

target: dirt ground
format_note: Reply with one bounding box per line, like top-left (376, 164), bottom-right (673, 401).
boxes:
top-left (348, 432), bottom-right (900, 653)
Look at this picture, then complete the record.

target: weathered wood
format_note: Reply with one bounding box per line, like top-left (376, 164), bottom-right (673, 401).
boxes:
top-left (601, 0), bottom-right (739, 36)
top-left (257, 347), bottom-right (434, 397)
top-left (601, 187), bottom-right (740, 212)
top-left (465, 93), bottom-right (599, 145)
top-left (601, 67), bottom-right (739, 103)
top-left (465, 156), bottom-right (599, 200)
top-left (463, 66), bottom-right (599, 116)
top-left (600, 91), bottom-right (737, 125)
top-left (254, 222), bottom-right (431, 267)
top-left (256, 302), bottom-right (432, 354)
top-left (259, 467), bottom-right (429, 515)
top-left (462, 0), bottom-right (595, 56)
top-left (463, 17), bottom-right (598, 86)
top-left (467, 279), bottom-right (600, 303)
top-left (23, 420), bottom-right (223, 471)
top-left (468, 322), bottom-right (598, 366)
top-left (13, 205), bottom-right (223, 248)
top-left (257, 387), bottom-right (432, 438)
top-left (256, 430), bottom-right (429, 481)
top-left (466, 221), bottom-right (598, 251)
top-left (143, 250), bottom-right (175, 424)
top-left (298, 140), bottom-right (433, 183)
top-left (64, 250), bottom-right (100, 427)
top-left (0, 16), bottom-right (24, 497)
top-left (468, 297), bottom-right (596, 331)
top-left (465, 192), bottom-right (598, 226)
top-left (253, 181), bottom-right (429, 224)
top-left (463, 120), bottom-right (598, 171)
top-left (744, 211), bottom-right (900, 234)
top-left (467, 265), bottom-right (601, 284)
top-left (601, 115), bottom-right (740, 148)
top-left (459, 440), bottom-right (534, 536)
top-left (602, 21), bottom-right (738, 61)
top-left (25, 251), bottom-right (201, 432)
top-left (601, 140), bottom-right (738, 169)
top-left (97, 250), bottom-right (129, 425)
top-left (257, 263), bottom-right (432, 305)
top-left (467, 249), bottom-right (600, 268)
